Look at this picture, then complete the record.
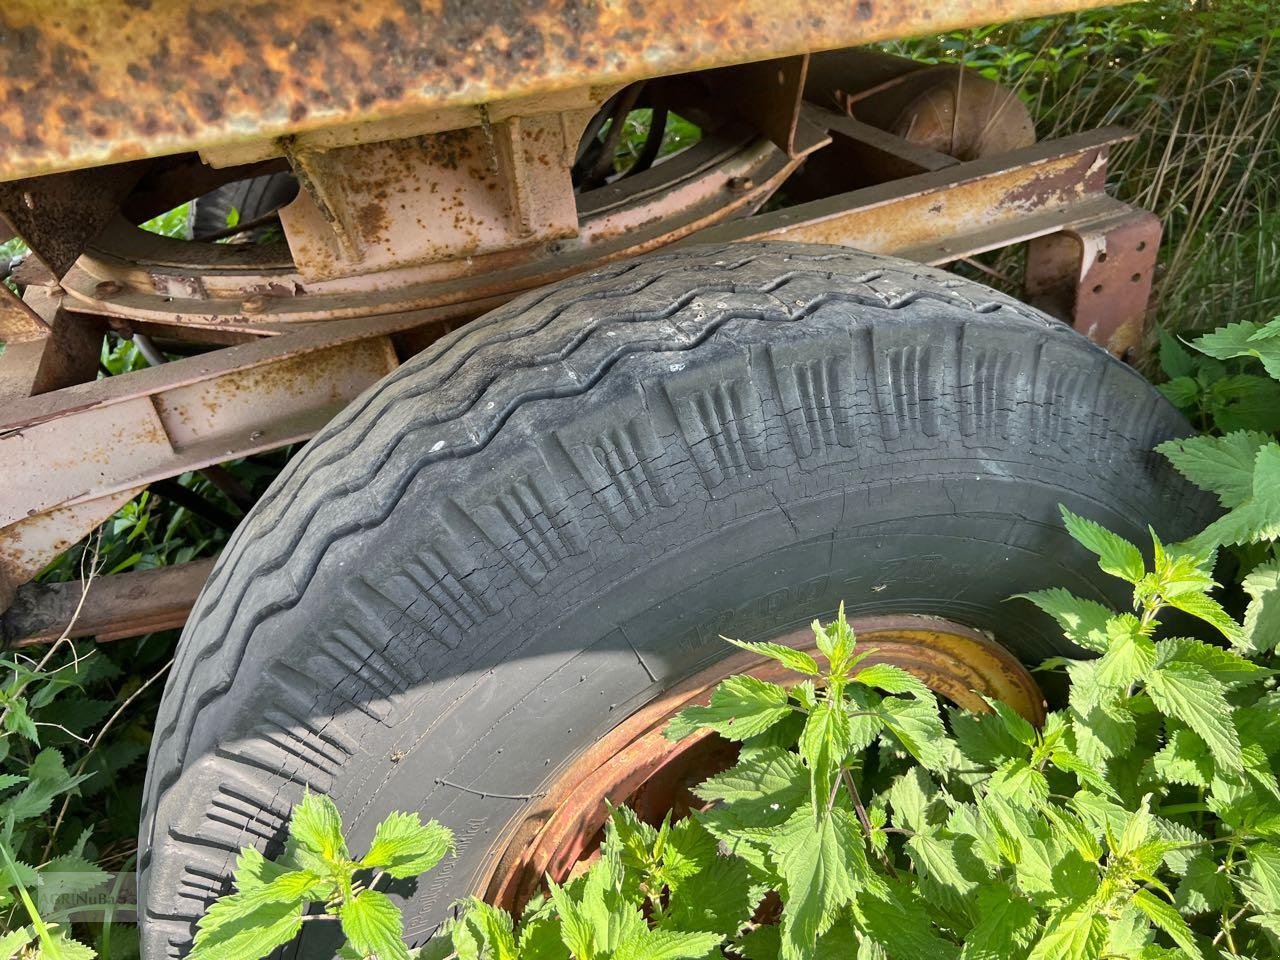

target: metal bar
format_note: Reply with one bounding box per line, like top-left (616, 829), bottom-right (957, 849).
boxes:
top-left (688, 126), bottom-right (1129, 252)
top-left (811, 106), bottom-right (959, 175)
top-left (0, 488), bottom-right (143, 612)
top-left (2, 558), bottom-right (217, 647)
top-left (0, 287), bottom-right (104, 402)
top-left (0, 0), bottom-right (1129, 183)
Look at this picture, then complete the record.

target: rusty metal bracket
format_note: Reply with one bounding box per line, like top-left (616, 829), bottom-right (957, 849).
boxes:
top-left (1025, 205), bottom-right (1161, 359)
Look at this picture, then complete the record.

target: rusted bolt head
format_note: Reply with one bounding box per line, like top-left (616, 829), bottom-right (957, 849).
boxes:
top-left (94, 280), bottom-right (123, 298)
top-left (241, 294), bottom-right (269, 314)
top-left (727, 176), bottom-right (754, 192)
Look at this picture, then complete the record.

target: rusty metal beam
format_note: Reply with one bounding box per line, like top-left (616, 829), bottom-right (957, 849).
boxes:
top-left (688, 125), bottom-right (1128, 251)
top-left (0, 0), bottom-right (1127, 183)
top-left (0, 287), bottom-right (104, 403)
top-left (2, 558), bottom-right (216, 647)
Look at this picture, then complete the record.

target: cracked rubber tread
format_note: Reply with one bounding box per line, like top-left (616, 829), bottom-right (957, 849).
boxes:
top-left (139, 242), bottom-right (1212, 958)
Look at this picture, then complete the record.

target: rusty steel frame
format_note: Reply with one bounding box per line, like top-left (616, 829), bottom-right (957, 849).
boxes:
top-left (0, 0), bottom-right (1124, 184)
top-left (0, 114), bottom-right (1163, 643)
top-left (484, 615), bottom-right (1045, 910)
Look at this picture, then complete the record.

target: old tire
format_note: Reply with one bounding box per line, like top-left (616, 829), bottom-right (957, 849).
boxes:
top-left (138, 242), bottom-right (1210, 957)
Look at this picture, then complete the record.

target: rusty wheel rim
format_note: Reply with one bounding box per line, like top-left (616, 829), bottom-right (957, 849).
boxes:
top-left (481, 614), bottom-right (1044, 911)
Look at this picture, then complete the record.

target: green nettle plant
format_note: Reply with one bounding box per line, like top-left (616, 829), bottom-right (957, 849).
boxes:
top-left (186, 793), bottom-right (453, 960)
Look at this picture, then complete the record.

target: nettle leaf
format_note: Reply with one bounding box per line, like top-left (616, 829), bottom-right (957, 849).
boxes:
top-left (614, 928), bottom-right (724, 960)
top-left (1190, 442), bottom-right (1280, 549)
top-left (959, 884), bottom-right (1040, 960)
top-left (767, 807), bottom-right (874, 959)
top-left (854, 663), bottom-right (932, 700)
top-left (1159, 328), bottom-right (1198, 380)
top-left (989, 759), bottom-right (1049, 810)
top-left (1016, 589), bottom-right (1112, 654)
top-left (886, 768), bottom-right (939, 835)
top-left (1154, 638), bottom-right (1268, 689)
top-left (1027, 899), bottom-right (1107, 960)
top-left (799, 699), bottom-right (851, 813)
top-left (694, 747), bottom-right (807, 832)
top-left (905, 833), bottom-right (977, 901)
top-left (453, 898), bottom-right (519, 960)
top-left (289, 790), bottom-right (349, 863)
top-left (666, 675), bottom-right (792, 742)
top-left (1145, 661), bottom-right (1242, 772)
top-left (1173, 854), bottom-right (1232, 916)
top-left (1066, 661), bottom-right (1136, 765)
top-left (340, 889), bottom-right (408, 960)
top-left (1095, 615), bottom-right (1156, 688)
top-left (878, 695), bottom-right (950, 772)
top-left (854, 880), bottom-right (960, 959)
top-left (1157, 376), bottom-right (1199, 409)
top-left (1152, 728), bottom-right (1213, 787)
top-left (360, 811), bottom-right (453, 879)
top-left (1237, 843), bottom-right (1280, 914)
top-left (1206, 373), bottom-right (1280, 433)
top-left (1157, 431), bottom-right (1270, 508)
top-left (660, 852), bottom-right (759, 940)
top-left (1160, 590), bottom-right (1246, 648)
top-left (1242, 559), bottom-right (1280, 654)
top-left (1132, 889), bottom-right (1204, 960)
top-left (725, 639), bottom-right (820, 677)
top-left (1192, 317), bottom-right (1280, 379)
top-left (189, 892), bottom-right (305, 960)
top-left (1060, 507), bottom-right (1146, 584)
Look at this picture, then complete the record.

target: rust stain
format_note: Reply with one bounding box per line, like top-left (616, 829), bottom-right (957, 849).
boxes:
top-left (1, 0), bottom-right (1122, 183)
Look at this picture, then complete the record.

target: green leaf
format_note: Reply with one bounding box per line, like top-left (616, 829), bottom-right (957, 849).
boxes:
top-left (1132, 889), bottom-right (1203, 960)
top-left (813, 606), bottom-right (858, 678)
top-left (339, 889), bottom-right (409, 960)
top-left (1173, 855), bottom-right (1231, 916)
top-left (905, 833), bottom-right (976, 898)
top-left (878, 695), bottom-right (949, 771)
top-left (1237, 843), bottom-right (1280, 913)
top-left (189, 895), bottom-right (304, 960)
top-left (1242, 560), bottom-right (1280, 654)
top-left (960, 885), bottom-right (1039, 960)
top-left (1059, 507), bottom-right (1145, 584)
top-left (1145, 661), bottom-right (1242, 772)
top-left (886, 768), bottom-right (938, 834)
top-left (988, 758), bottom-right (1049, 810)
top-left (1015, 589), bottom-right (1112, 654)
top-left (1159, 328), bottom-right (1198, 379)
top-left (1094, 615), bottom-right (1155, 687)
top-left (725, 639), bottom-right (820, 676)
top-left (0, 928), bottom-right (33, 960)
top-left (1155, 638), bottom-right (1268, 688)
top-left (799, 700), bottom-right (850, 813)
top-left (1157, 431), bottom-right (1270, 508)
top-left (361, 812), bottom-right (453, 879)
top-left (1207, 374), bottom-right (1280, 433)
top-left (615, 928), bottom-right (724, 960)
top-left (289, 790), bottom-right (349, 863)
top-left (1152, 728), bottom-right (1213, 787)
top-left (694, 747), bottom-right (807, 832)
top-left (767, 808), bottom-right (870, 959)
top-left (1160, 590), bottom-right (1245, 648)
top-left (1191, 442), bottom-right (1280, 549)
top-left (1192, 318), bottom-right (1280, 379)
top-left (853, 663), bottom-right (932, 700)
top-left (1157, 376), bottom-right (1199, 409)
top-left (666, 676), bottom-right (792, 742)
top-left (1027, 901), bottom-right (1107, 960)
